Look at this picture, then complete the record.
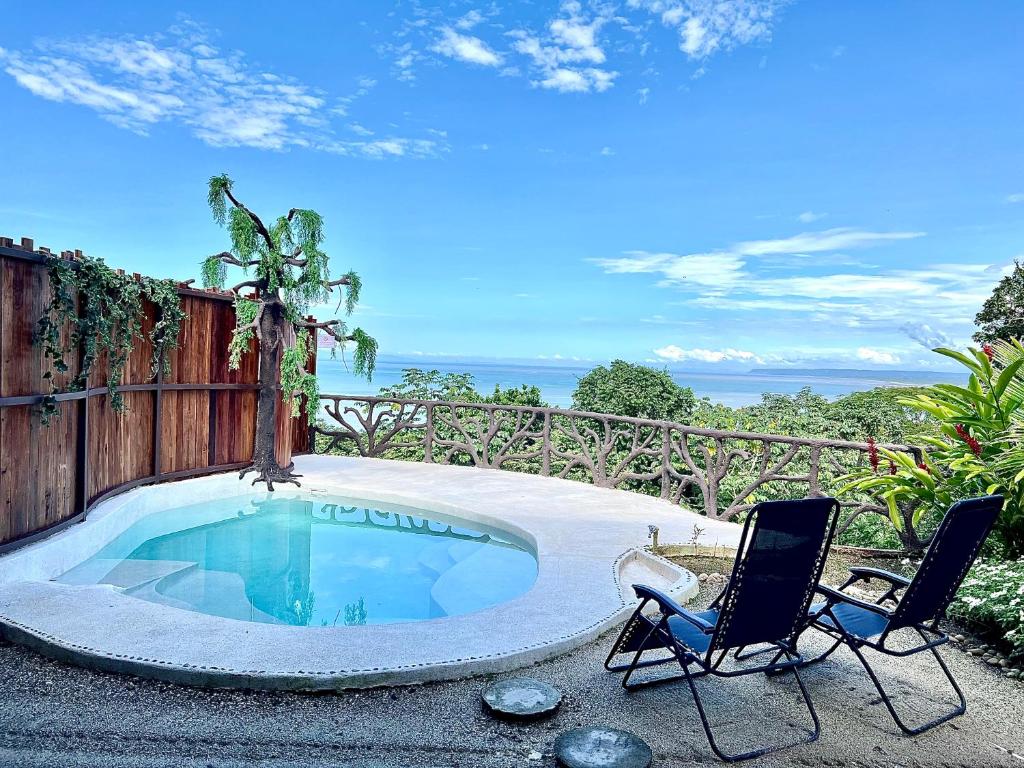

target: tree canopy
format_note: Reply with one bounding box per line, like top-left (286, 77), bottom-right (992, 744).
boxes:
top-left (572, 360), bottom-right (697, 421)
top-left (974, 260), bottom-right (1024, 343)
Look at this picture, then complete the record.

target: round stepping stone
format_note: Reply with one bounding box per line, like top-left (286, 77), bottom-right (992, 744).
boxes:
top-left (554, 727), bottom-right (653, 768)
top-left (482, 677), bottom-right (562, 721)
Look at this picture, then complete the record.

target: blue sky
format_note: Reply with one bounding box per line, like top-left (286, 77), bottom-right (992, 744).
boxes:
top-left (1, 1), bottom-right (1022, 371)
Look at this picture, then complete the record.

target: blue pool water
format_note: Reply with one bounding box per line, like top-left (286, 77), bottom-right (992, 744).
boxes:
top-left (57, 495), bottom-right (538, 626)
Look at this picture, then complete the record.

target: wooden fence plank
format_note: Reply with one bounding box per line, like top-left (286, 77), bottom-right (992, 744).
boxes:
top-left (0, 246), bottom-right (315, 549)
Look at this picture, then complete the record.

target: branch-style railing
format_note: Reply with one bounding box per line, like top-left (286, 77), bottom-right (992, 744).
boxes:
top-left (312, 395), bottom-right (922, 523)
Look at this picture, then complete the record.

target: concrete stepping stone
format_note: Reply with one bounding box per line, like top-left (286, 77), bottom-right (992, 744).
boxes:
top-left (554, 726), bottom-right (653, 768)
top-left (482, 678), bottom-right (562, 721)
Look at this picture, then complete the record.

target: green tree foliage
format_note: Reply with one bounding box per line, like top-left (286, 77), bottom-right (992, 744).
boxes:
top-left (690, 386), bottom-right (931, 444)
top-left (974, 260), bottom-right (1024, 343)
top-left (572, 360), bottom-right (697, 421)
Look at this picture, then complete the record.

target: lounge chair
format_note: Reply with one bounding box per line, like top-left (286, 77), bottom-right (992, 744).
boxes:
top-left (604, 497), bottom-right (840, 762)
top-left (800, 494), bottom-right (1003, 735)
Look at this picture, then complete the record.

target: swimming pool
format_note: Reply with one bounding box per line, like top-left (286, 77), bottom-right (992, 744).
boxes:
top-left (0, 457), bottom-right (714, 688)
top-left (55, 494), bottom-right (538, 626)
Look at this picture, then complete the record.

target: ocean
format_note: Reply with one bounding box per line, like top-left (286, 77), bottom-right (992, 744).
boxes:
top-left (314, 354), bottom-right (957, 409)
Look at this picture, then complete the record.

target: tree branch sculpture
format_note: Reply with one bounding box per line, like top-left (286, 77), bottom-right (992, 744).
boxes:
top-left (202, 174), bottom-right (376, 489)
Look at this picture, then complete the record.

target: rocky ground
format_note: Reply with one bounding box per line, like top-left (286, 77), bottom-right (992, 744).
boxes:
top-left (1, 574), bottom-right (1023, 768)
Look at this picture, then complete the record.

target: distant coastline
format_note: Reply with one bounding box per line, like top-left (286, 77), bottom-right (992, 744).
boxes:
top-left (316, 354), bottom-right (958, 409)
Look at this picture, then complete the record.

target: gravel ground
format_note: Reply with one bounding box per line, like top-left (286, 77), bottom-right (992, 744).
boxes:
top-left (1, 579), bottom-right (1023, 768)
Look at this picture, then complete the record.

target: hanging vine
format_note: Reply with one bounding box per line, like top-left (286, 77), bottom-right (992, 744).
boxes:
top-left (36, 254), bottom-right (186, 423)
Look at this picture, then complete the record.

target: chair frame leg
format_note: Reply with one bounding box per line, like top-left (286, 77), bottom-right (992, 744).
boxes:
top-left (844, 633), bottom-right (966, 736)
top-left (680, 651), bottom-right (821, 763)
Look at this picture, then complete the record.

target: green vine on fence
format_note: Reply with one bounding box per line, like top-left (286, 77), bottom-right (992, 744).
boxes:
top-left (37, 254), bottom-right (186, 423)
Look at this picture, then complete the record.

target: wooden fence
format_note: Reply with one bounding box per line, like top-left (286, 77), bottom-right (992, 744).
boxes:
top-left (0, 237), bottom-right (314, 552)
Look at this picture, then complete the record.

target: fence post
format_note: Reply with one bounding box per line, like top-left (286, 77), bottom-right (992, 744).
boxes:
top-left (75, 396), bottom-right (89, 515)
top-left (208, 386), bottom-right (218, 467)
top-left (660, 424), bottom-right (671, 499)
top-left (542, 410), bottom-right (551, 477)
top-left (424, 402), bottom-right (434, 463)
top-left (808, 445), bottom-right (822, 497)
top-left (152, 350), bottom-right (164, 479)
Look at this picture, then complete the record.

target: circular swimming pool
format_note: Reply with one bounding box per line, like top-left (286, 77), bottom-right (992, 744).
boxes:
top-left (56, 494), bottom-right (538, 626)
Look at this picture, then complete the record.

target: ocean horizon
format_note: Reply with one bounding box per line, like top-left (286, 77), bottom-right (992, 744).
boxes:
top-left (315, 353), bottom-right (958, 409)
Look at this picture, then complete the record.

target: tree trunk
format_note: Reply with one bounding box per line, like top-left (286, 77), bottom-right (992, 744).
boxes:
top-left (240, 297), bottom-right (300, 490)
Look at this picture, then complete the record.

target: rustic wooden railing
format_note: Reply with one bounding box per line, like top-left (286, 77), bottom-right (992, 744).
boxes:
top-left (312, 394), bottom-right (922, 523)
top-left (0, 237), bottom-right (313, 553)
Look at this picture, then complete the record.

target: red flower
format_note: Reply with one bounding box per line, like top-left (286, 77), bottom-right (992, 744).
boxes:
top-left (918, 462), bottom-right (931, 474)
top-left (867, 437), bottom-right (880, 474)
top-left (955, 424), bottom-right (982, 456)
top-left (982, 343), bottom-right (995, 362)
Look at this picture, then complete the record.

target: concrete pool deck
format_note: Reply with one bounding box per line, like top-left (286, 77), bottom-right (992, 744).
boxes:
top-left (0, 455), bottom-right (742, 690)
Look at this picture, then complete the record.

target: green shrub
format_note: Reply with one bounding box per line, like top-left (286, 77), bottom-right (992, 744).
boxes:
top-left (949, 558), bottom-right (1024, 659)
top-left (836, 513), bottom-right (903, 550)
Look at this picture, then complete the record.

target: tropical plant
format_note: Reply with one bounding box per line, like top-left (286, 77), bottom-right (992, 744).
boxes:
top-left (202, 174), bottom-right (376, 489)
top-left (841, 343), bottom-right (1024, 555)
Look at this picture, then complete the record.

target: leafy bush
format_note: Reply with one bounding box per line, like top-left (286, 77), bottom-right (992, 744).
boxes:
top-left (835, 512), bottom-right (904, 550)
top-left (573, 360), bottom-right (697, 421)
top-left (949, 558), bottom-right (1024, 659)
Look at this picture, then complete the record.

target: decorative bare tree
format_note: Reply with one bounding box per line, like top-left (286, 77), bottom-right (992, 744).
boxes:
top-left (202, 174), bottom-right (376, 489)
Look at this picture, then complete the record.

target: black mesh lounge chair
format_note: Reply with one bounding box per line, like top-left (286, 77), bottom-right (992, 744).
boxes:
top-left (604, 497), bottom-right (840, 762)
top-left (801, 494), bottom-right (1003, 736)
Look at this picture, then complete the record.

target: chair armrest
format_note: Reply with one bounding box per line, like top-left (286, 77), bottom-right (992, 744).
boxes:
top-left (847, 566), bottom-right (911, 588)
top-left (633, 584), bottom-right (715, 633)
top-left (815, 584), bottom-right (893, 618)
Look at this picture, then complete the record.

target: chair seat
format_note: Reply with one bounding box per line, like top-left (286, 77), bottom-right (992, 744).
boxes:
top-left (667, 609), bottom-right (720, 655)
top-left (811, 600), bottom-right (889, 640)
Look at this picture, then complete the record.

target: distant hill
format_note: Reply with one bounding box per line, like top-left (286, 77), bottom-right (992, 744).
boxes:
top-left (754, 368), bottom-right (956, 384)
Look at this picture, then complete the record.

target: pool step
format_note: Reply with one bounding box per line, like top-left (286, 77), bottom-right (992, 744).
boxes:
top-left (415, 540), bottom-right (456, 577)
top-left (57, 558), bottom-right (197, 590)
top-left (430, 546), bottom-right (536, 617)
top-left (156, 568), bottom-right (284, 624)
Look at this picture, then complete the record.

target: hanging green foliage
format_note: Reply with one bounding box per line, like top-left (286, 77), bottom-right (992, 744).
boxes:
top-left (142, 277), bottom-right (187, 378)
top-left (280, 329), bottom-right (320, 423)
top-left (37, 254), bottom-right (186, 423)
top-left (228, 297), bottom-right (260, 371)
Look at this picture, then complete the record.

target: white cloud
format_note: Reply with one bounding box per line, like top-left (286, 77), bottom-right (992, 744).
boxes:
top-left (628, 0), bottom-right (784, 59)
top-left (594, 250), bottom-right (748, 290)
top-left (592, 226), bottom-right (1011, 349)
top-left (900, 322), bottom-right (953, 350)
top-left (856, 347), bottom-right (901, 365)
top-left (600, 146), bottom-right (615, 156)
top-left (509, 2), bottom-right (618, 93)
top-left (0, 24), bottom-right (443, 158)
top-left (432, 27), bottom-right (503, 67)
top-left (386, 1), bottom-right (786, 95)
top-left (734, 228), bottom-right (925, 256)
top-left (592, 229), bottom-right (923, 293)
top-left (455, 10), bottom-right (485, 30)
top-left (797, 210), bottom-right (827, 223)
top-left (653, 345), bottom-right (764, 364)
top-left (1007, 193), bottom-right (1024, 204)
